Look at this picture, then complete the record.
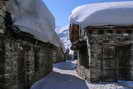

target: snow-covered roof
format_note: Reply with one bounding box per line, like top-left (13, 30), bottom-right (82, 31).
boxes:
top-left (7, 0), bottom-right (63, 48)
top-left (70, 1), bottom-right (133, 28)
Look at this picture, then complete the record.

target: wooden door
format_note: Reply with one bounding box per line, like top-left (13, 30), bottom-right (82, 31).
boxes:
top-left (116, 45), bottom-right (131, 80)
top-left (102, 45), bottom-right (117, 82)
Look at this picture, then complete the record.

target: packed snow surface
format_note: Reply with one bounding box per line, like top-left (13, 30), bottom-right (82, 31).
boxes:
top-left (70, 1), bottom-right (133, 28)
top-left (7, 0), bottom-right (63, 47)
top-left (30, 60), bottom-right (133, 89)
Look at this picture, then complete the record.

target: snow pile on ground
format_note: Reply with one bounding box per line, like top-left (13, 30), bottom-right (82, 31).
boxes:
top-left (86, 82), bottom-right (132, 89)
top-left (30, 60), bottom-right (133, 89)
top-left (7, 0), bottom-right (62, 48)
top-left (55, 26), bottom-right (71, 50)
top-left (70, 1), bottom-right (133, 28)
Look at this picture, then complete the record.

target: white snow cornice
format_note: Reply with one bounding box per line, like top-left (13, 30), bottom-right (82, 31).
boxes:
top-left (7, 0), bottom-right (63, 48)
top-left (70, 1), bottom-right (133, 28)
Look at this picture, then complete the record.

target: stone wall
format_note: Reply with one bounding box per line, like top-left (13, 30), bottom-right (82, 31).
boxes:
top-left (0, 26), bottom-right (53, 89)
top-left (52, 48), bottom-right (65, 63)
top-left (0, 2), bottom-right (54, 89)
top-left (76, 27), bottom-right (133, 82)
top-left (3, 37), bottom-right (53, 89)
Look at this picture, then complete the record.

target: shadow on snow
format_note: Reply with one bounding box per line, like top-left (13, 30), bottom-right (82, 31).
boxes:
top-left (30, 72), bottom-right (89, 89)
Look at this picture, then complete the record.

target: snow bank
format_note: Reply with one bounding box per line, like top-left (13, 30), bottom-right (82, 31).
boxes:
top-left (86, 82), bottom-right (131, 89)
top-left (70, 1), bottom-right (133, 28)
top-left (7, 0), bottom-right (63, 48)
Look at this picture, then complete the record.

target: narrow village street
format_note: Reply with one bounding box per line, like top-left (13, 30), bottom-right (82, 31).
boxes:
top-left (30, 60), bottom-right (89, 89)
top-left (30, 60), bottom-right (132, 89)
top-left (1, 0), bottom-right (133, 89)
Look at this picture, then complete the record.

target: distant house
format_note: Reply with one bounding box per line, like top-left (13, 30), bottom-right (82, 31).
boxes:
top-left (69, 1), bottom-right (133, 82)
top-left (0, 0), bottom-right (64, 89)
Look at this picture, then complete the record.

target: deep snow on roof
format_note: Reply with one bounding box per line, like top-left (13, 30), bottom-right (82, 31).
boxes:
top-left (8, 0), bottom-right (63, 48)
top-left (70, 1), bottom-right (133, 28)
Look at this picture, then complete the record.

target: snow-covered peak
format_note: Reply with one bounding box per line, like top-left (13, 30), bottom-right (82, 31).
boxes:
top-left (55, 26), bottom-right (71, 51)
top-left (70, 1), bottom-right (133, 28)
top-left (55, 26), bottom-right (68, 34)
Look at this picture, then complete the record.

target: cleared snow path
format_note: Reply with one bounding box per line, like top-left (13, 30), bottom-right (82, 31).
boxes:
top-left (31, 60), bottom-right (133, 89)
top-left (30, 60), bottom-right (88, 89)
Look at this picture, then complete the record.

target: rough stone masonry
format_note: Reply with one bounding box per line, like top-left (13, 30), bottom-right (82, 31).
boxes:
top-left (0, 0), bottom-right (63, 89)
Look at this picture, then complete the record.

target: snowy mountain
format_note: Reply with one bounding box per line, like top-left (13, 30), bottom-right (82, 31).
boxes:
top-left (55, 26), bottom-right (71, 51)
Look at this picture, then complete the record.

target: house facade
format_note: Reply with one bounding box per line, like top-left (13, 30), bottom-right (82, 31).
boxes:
top-left (0, 0), bottom-right (64, 89)
top-left (69, 1), bottom-right (133, 82)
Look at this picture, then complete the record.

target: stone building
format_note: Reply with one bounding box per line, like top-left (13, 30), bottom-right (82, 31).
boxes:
top-left (0, 0), bottom-right (64, 89)
top-left (52, 48), bottom-right (65, 63)
top-left (69, 1), bottom-right (133, 82)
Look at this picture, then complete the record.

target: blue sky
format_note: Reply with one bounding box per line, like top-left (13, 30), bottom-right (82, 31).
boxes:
top-left (44, 0), bottom-right (132, 27)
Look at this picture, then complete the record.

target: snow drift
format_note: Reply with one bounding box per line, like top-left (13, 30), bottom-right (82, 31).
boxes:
top-left (70, 1), bottom-right (133, 28)
top-left (7, 0), bottom-right (63, 48)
